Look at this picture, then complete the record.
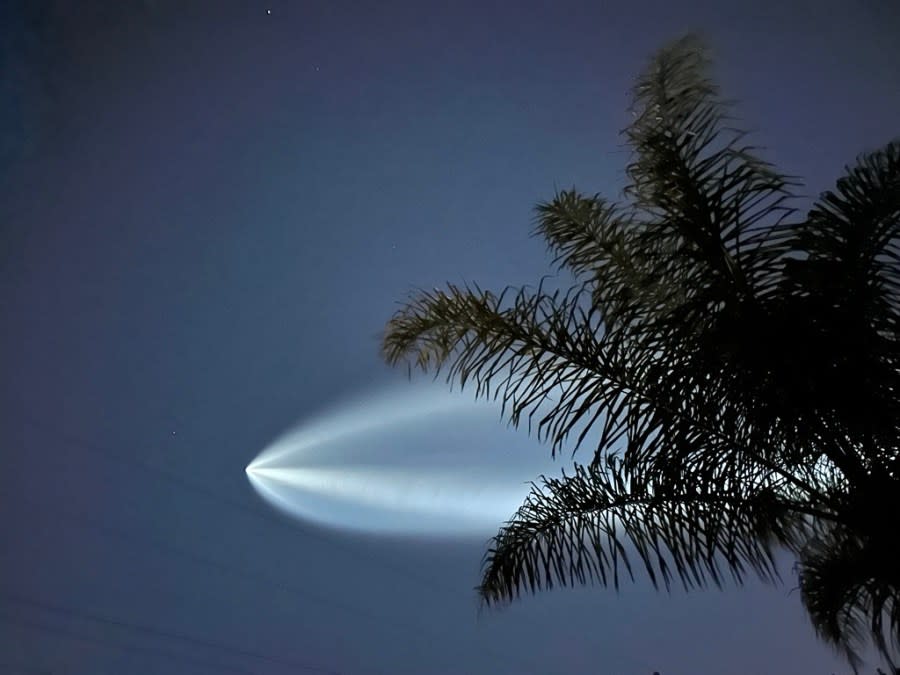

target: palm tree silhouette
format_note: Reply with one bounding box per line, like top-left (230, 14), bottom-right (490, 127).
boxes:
top-left (382, 35), bottom-right (899, 671)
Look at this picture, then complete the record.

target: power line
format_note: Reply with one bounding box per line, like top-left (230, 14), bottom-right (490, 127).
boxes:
top-left (19, 415), bottom-right (460, 596)
top-left (1, 593), bottom-right (341, 675)
top-left (0, 662), bottom-right (52, 675)
top-left (15, 499), bottom-right (464, 675)
top-left (17, 500), bottom-right (413, 667)
top-left (20, 499), bottom-right (372, 619)
top-left (9, 510), bottom-right (388, 675)
top-left (0, 612), bottom-right (255, 675)
top-left (15, 416), bottom-right (541, 675)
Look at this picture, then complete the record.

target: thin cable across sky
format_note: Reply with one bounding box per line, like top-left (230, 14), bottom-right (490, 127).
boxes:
top-left (14, 402), bottom-right (552, 675)
top-left (1, 592), bottom-right (344, 675)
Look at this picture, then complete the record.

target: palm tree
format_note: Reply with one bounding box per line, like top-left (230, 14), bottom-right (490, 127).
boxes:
top-left (382, 35), bottom-right (899, 671)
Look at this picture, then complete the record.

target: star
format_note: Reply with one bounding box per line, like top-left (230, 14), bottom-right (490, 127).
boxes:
top-left (266, 9), bottom-right (272, 15)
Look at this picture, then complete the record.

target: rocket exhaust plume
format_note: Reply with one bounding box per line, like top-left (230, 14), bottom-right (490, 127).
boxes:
top-left (245, 382), bottom-right (558, 536)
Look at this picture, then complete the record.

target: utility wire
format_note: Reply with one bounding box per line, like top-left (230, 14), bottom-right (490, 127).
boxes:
top-left (16, 416), bottom-right (541, 675)
top-left (16, 499), bottom-right (478, 675)
top-left (19, 415), bottom-right (461, 595)
top-left (0, 662), bottom-right (52, 675)
top-left (22, 498), bottom-right (415, 625)
top-left (1, 593), bottom-right (341, 675)
top-left (12, 506), bottom-right (388, 675)
top-left (0, 612), bottom-right (256, 675)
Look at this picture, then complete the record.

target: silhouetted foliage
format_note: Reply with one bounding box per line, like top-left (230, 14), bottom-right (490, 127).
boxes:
top-left (382, 35), bottom-right (899, 671)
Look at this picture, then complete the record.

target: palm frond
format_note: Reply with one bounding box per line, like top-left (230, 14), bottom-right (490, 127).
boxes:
top-left (382, 282), bottom-right (743, 465)
top-left (479, 459), bottom-right (810, 605)
top-left (798, 524), bottom-right (900, 672)
top-left (798, 140), bottom-right (900, 307)
top-left (383, 282), bottom-right (613, 457)
top-left (382, 280), bottom-right (822, 488)
top-left (380, 32), bottom-right (900, 671)
top-left (777, 141), bottom-right (900, 470)
top-left (533, 190), bottom-right (690, 333)
top-left (624, 35), bottom-right (799, 295)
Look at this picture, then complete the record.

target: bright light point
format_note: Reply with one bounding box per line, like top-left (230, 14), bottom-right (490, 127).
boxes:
top-left (245, 382), bottom-right (562, 536)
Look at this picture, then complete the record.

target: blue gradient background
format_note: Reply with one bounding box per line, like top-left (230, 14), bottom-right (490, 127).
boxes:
top-left (2, 1), bottom-right (898, 673)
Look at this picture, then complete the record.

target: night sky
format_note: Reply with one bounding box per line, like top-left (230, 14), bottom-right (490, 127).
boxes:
top-left (2, 1), bottom-right (899, 674)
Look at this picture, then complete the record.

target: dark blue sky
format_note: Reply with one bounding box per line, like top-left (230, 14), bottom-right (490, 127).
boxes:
top-left (2, 1), bottom-right (898, 673)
